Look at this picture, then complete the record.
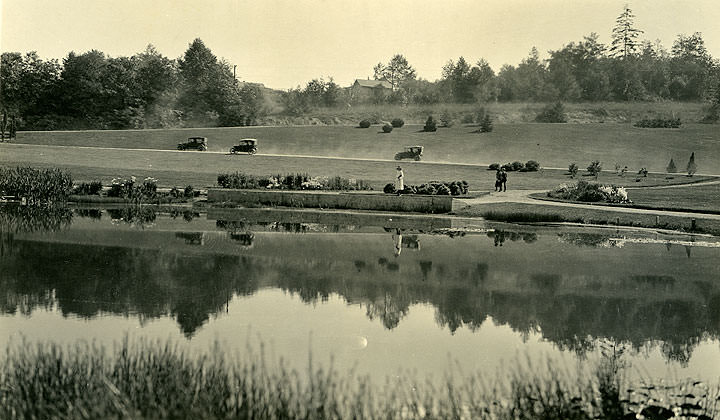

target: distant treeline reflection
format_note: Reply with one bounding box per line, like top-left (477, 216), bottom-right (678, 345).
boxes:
top-left (1, 235), bottom-right (718, 364)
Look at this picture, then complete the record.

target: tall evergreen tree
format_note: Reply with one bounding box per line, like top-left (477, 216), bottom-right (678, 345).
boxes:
top-left (610, 5), bottom-right (644, 58)
top-left (686, 152), bottom-right (697, 176)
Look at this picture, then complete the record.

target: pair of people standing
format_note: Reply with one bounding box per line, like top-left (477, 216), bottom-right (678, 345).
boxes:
top-left (495, 168), bottom-right (507, 192)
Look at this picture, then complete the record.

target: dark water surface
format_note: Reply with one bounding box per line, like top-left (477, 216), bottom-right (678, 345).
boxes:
top-left (2, 205), bottom-right (719, 383)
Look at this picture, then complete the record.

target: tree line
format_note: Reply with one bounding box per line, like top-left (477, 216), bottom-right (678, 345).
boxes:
top-left (1, 39), bottom-right (264, 130)
top-left (2, 6), bottom-right (719, 129)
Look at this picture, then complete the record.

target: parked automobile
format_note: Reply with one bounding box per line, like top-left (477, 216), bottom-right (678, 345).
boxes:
top-left (177, 137), bottom-right (208, 151)
top-left (394, 145), bottom-right (423, 161)
top-left (230, 138), bottom-right (257, 155)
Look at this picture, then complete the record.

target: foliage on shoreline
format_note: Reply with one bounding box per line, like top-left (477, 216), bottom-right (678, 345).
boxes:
top-left (1, 338), bottom-right (717, 420)
top-left (217, 172), bottom-right (372, 191)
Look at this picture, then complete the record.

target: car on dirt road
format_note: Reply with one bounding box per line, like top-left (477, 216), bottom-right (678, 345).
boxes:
top-left (394, 145), bottom-right (423, 161)
top-left (230, 138), bottom-right (257, 155)
top-left (177, 137), bottom-right (208, 151)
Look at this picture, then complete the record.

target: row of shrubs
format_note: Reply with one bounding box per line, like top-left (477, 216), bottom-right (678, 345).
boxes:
top-left (547, 180), bottom-right (631, 203)
top-left (360, 114), bottom-right (494, 133)
top-left (0, 167), bottom-right (73, 205)
top-left (383, 180), bottom-right (469, 196)
top-left (488, 160), bottom-right (541, 172)
top-left (217, 172), bottom-right (372, 191)
top-left (359, 118), bottom-right (405, 129)
top-left (634, 117), bottom-right (682, 128)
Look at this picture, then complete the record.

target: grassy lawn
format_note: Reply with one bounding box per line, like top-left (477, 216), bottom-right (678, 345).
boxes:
top-left (455, 202), bottom-right (720, 235)
top-left (2, 144), bottom-right (713, 192)
top-left (13, 122), bottom-right (720, 173)
top-left (630, 183), bottom-right (720, 212)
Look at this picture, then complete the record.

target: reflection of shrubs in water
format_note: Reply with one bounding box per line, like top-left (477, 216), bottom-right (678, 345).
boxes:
top-left (419, 260), bottom-right (432, 279)
top-left (107, 206), bottom-right (156, 227)
top-left (486, 230), bottom-right (538, 246)
top-left (170, 209), bottom-right (200, 222)
top-left (229, 232), bottom-right (254, 246)
top-left (0, 204), bottom-right (73, 233)
top-left (74, 209), bottom-right (102, 220)
top-left (175, 232), bottom-right (205, 245)
top-left (402, 235), bottom-right (420, 249)
top-left (386, 262), bottom-right (399, 271)
top-left (557, 233), bottom-right (612, 248)
top-left (531, 273), bottom-right (561, 293)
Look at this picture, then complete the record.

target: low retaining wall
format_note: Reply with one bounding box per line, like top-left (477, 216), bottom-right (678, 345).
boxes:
top-left (207, 189), bottom-right (453, 213)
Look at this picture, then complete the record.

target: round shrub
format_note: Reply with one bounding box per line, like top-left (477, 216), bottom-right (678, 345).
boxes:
top-left (524, 160), bottom-right (541, 172)
top-left (359, 119), bottom-right (371, 128)
top-left (511, 161), bottom-right (524, 171)
top-left (423, 116), bottom-right (437, 132)
top-left (383, 183), bottom-right (396, 194)
top-left (488, 163), bottom-right (500, 171)
top-left (382, 124), bottom-right (393, 133)
top-left (535, 102), bottom-right (567, 123)
top-left (391, 118), bottom-right (405, 128)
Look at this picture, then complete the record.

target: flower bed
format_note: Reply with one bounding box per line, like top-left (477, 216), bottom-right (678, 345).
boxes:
top-left (384, 180), bottom-right (469, 196)
top-left (217, 172), bottom-right (372, 191)
top-left (547, 180), bottom-right (630, 204)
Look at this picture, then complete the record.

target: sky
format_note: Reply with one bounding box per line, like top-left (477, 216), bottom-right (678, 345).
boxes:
top-left (2, 0), bottom-right (720, 90)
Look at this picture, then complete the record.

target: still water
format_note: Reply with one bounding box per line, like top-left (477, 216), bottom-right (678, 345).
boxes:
top-left (1, 205), bottom-right (719, 384)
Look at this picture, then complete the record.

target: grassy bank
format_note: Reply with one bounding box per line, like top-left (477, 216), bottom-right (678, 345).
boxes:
top-left (457, 202), bottom-right (720, 236)
top-left (2, 338), bottom-right (717, 420)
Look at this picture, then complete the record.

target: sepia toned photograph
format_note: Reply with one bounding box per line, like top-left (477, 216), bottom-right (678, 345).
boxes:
top-left (1, 0), bottom-right (720, 418)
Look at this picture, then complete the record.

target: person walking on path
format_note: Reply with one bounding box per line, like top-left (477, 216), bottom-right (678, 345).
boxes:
top-left (396, 166), bottom-right (404, 192)
top-left (500, 167), bottom-right (508, 192)
top-left (495, 169), bottom-right (502, 192)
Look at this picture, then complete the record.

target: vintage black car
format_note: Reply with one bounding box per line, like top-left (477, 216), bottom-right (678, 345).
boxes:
top-left (177, 137), bottom-right (208, 151)
top-left (394, 145), bottom-right (423, 161)
top-left (230, 138), bottom-right (257, 155)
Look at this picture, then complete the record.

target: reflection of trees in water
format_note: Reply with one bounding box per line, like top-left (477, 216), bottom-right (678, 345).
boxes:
top-left (0, 241), bottom-right (262, 337)
top-left (2, 235), bottom-right (719, 363)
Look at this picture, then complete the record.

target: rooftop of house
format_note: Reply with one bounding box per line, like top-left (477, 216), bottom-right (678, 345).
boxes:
top-left (353, 79), bottom-right (392, 89)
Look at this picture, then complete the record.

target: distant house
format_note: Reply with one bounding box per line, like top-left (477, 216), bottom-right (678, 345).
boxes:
top-left (350, 79), bottom-right (392, 103)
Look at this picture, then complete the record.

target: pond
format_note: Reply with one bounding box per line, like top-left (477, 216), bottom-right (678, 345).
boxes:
top-left (1, 205), bottom-right (720, 386)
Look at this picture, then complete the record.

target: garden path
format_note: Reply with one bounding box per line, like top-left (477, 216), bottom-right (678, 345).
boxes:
top-left (454, 187), bottom-right (720, 221)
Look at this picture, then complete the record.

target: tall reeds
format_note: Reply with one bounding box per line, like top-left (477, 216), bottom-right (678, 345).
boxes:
top-left (0, 167), bottom-right (73, 205)
top-left (1, 337), bottom-right (717, 420)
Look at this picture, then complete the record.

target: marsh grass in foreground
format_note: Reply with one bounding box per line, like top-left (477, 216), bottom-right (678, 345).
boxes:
top-left (2, 338), bottom-right (718, 420)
